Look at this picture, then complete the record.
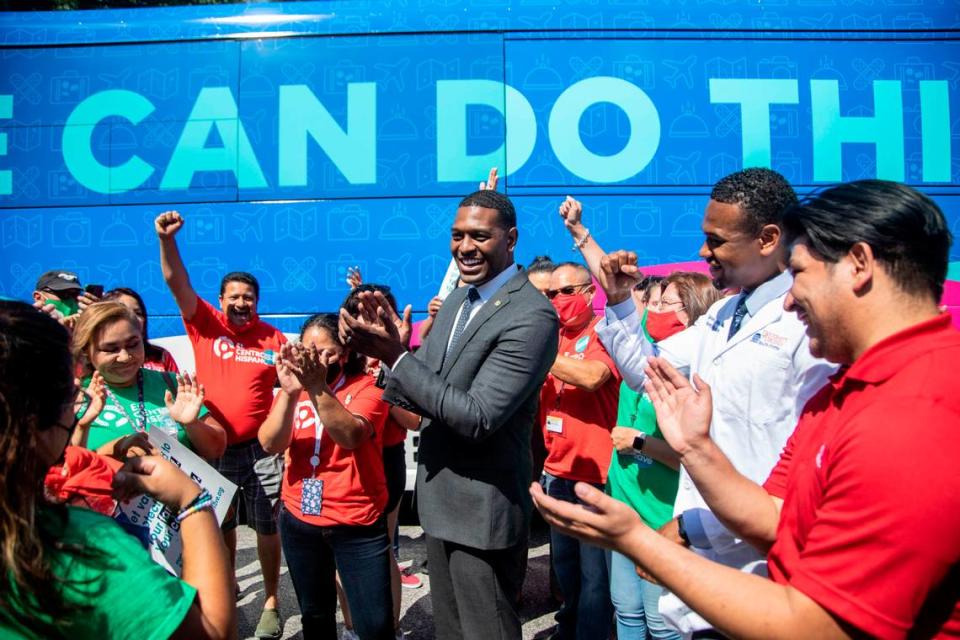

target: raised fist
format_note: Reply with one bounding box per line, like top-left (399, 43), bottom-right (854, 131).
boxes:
top-left (155, 211), bottom-right (184, 238)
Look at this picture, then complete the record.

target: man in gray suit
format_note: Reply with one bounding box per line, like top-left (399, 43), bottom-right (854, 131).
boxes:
top-left (340, 189), bottom-right (559, 639)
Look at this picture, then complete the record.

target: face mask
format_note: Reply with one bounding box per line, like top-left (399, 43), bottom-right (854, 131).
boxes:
top-left (49, 297), bottom-right (79, 318)
top-left (551, 293), bottom-right (593, 329)
top-left (645, 309), bottom-right (686, 342)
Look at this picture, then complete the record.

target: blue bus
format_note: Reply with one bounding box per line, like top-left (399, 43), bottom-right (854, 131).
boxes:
top-left (1, 1), bottom-right (958, 331)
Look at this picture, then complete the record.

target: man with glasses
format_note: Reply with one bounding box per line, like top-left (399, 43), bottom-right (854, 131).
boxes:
top-left (585, 168), bottom-right (836, 636)
top-left (539, 261), bottom-right (621, 640)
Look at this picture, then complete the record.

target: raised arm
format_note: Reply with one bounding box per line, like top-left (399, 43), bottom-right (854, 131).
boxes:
top-left (155, 211), bottom-right (198, 321)
top-left (559, 196), bottom-right (606, 279)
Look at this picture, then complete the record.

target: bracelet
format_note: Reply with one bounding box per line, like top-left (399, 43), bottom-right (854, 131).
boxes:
top-left (572, 227), bottom-right (590, 251)
top-left (176, 488), bottom-right (213, 523)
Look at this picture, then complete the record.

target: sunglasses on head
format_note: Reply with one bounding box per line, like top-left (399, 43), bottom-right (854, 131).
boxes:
top-left (545, 283), bottom-right (592, 300)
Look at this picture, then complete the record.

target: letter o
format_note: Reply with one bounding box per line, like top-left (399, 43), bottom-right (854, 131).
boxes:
top-left (547, 77), bottom-right (660, 183)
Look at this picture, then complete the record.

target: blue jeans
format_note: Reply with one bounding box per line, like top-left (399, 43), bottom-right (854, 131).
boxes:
top-left (542, 473), bottom-right (613, 640)
top-left (610, 550), bottom-right (681, 640)
top-left (279, 507), bottom-right (394, 640)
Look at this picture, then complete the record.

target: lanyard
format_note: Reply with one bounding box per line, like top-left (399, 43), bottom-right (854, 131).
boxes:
top-left (308, 374), bottom-right (347, 472)
top-left (105, 369), bottom-right (147, 432)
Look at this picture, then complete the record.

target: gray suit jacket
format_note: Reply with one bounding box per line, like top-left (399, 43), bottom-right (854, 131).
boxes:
top-left (383, 268), bottom-right (558, 550)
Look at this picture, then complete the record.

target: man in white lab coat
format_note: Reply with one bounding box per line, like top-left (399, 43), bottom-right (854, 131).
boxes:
top-left (593, 168), bottom-right (836, 637)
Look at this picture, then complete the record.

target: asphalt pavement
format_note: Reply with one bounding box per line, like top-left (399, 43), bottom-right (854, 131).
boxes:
top-left (236, 508), bottom-right (561, 640)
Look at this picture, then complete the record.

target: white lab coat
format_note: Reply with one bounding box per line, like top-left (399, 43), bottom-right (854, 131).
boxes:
top-left (596, 270), bottom-right (837, 634)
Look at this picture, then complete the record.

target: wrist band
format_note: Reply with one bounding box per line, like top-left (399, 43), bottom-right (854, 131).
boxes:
top-left (573, 228), bottom-right (590, 251)
top-left (176, 488), bottom-right (213, 523)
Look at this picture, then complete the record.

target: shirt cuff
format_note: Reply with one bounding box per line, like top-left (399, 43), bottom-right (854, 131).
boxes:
top-left (682, 508), bottom-right (712, 549)
top-left (606, 298), bottom-right (636, 321)
top-left (391, 351), bottom-right (408, 369)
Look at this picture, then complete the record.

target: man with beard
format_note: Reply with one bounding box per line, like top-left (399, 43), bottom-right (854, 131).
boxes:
top-left (532, 180), bottom-right (960, 638)
top-left (586, 168), bottom-right (836, 635)
top-left (339, 189), bottom-right (558, 639)
top-left (156, 210), bottom-right (287, 640)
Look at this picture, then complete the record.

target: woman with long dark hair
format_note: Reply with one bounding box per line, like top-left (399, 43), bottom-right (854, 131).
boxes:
top-left (259, 313), bottom-right (394, 639)
top-left (0, 301), bottom-right (234, 639)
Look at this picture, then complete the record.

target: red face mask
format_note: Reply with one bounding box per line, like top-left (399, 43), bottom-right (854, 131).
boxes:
top-left (645, 309), bottom-right (686, 342)
top-left (552, 293), bottom-right (594, 330)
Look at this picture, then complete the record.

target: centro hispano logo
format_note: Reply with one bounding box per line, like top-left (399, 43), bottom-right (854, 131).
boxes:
top-left (213, 336), bottom-right (275, 366)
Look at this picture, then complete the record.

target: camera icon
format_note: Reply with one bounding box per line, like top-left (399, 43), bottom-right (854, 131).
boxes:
top-left (618, 201), bottom-right (662, 238)
top-left (50, 211), bottom-right (92, 247)
top-left (327, 204), bottom-right (370, 241)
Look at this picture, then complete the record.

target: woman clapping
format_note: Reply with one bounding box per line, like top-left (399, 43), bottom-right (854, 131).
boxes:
top-left (260, 313), bottom-right (393, 640)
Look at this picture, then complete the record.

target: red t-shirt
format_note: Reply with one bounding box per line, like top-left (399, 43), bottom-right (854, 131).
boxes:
top-left (383, 414), bottom-right (408, 448)
top-left (764, 314), bottom-right (960, 639)
top-left (542, 316), bottom-right (622, 484)
top-left (143, 347), bottom-right (179, 374)
top-left (184, 296), bottom-right (287, 444)
top-left (281, 373), bottom-right (389, 527)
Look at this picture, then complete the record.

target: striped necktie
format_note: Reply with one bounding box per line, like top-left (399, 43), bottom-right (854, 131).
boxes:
top-left (728, 294), bottom-right (749, 340)
top-left (445, 287), bottom-right (480, 358)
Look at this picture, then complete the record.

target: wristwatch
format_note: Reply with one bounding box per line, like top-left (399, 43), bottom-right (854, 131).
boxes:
top-left (677, 513), bottom-right (692, 547)
top-left (632, 431), bottom-right (647, 453)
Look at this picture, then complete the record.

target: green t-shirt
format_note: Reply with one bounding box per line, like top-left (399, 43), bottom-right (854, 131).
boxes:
top-left (1, 506), bottom-right (196, 639)
top-left (85, 369), bottom-right (207, 452)
top-left (605, 383), bottom-right (680, 530)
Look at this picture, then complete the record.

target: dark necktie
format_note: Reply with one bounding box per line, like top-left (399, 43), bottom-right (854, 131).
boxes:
top-left (728, 294), bottom-right (749, 340)
top-left (445, 287), bottom-right (481, 358)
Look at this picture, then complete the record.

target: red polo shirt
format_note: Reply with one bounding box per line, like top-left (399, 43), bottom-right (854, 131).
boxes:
top-left (542, 316), bottom-right (622, 485)
top-left (764, 313), bottom-right (960, 639)
top-left (281, 373), bottom-right (389, 527)
top-left (184, 296), bottom-right (287, 444)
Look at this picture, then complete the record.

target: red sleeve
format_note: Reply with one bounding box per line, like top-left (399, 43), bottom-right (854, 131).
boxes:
top-left (343, 377), bottom-right (389, 440)
top-left (182, 295), bottom-right (223, 338)
top-left (762, 422), bottom-right (800, 499)
top-left (785, 401), bottom-right (960, 638)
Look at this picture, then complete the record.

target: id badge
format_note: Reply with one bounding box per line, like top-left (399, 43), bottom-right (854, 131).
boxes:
top-left (545, 415), bottom-right (564, 435)
top-left (301, 478), bottom-right (324, 516)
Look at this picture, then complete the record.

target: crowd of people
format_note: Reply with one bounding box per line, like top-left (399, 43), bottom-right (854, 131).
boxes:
top-left (0, 165), bottom-right (957, 640)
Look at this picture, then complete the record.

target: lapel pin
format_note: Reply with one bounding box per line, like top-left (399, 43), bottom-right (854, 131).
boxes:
top-left (494, 299), bottom-right (501, 307)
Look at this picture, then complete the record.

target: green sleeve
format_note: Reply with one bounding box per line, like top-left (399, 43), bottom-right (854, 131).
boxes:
top-left (58, 508), bottom-right (197, 640)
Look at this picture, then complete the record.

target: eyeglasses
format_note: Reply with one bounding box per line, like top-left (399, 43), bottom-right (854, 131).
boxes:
top-left (653, 298), bottom-right (685, 311)
top-left (53, 388), bottom-right (92, 439)
top-left (545, 283), bottom-right (593, 300)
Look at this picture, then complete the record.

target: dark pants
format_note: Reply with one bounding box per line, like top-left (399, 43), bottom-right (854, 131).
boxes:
top-left (425, 533), bottom-right (527, 640)
top-left (543, 473), bottom-right (613, 640)
top-left (279, 508), bottom-right (394, 640)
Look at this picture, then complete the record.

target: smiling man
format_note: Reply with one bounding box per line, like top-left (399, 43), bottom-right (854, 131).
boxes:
top-left (590, 168), bottom-right (836, 635)
top-left (532, 180), bottom-right (960, 639)
top-left (339, 189), bottom-right (558, 640)
top-left (155, 210), bottom-right (287, 640)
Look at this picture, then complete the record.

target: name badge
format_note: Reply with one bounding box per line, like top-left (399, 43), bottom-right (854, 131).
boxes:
top-left (546, 415), bottom-right (563, 434)
top-left (301, 478), bottom-right (324, 516)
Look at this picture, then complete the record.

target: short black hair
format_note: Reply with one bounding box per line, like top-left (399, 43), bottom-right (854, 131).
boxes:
top-left (527, 255), bottom-right (555, 274)
top-left (342, 283), bottom-right (398, 316)
top-left (458, 190), bottom-right (517, 230)
top-left (552, 261), bottom-right (591, 280)
top-left (711, 168), bottom-right (798, 236)
top-left (298, 312), bottom-right (366, 378)
top-left (635, 274), bottom-right (665, 292)
top-left (220, 272), bottom-right (260, 299)
top-left (783, 180), bottom-right (952, 302)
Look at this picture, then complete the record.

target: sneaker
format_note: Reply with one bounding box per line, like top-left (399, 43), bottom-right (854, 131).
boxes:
top-left (255, 608), bottom-right (282, 639)
top-left (400, 568), bottom-right (423, 589)
top-left (340, 628), bottom-right (360, 640)
top-left (397, 558), bottom-right (413, 571)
